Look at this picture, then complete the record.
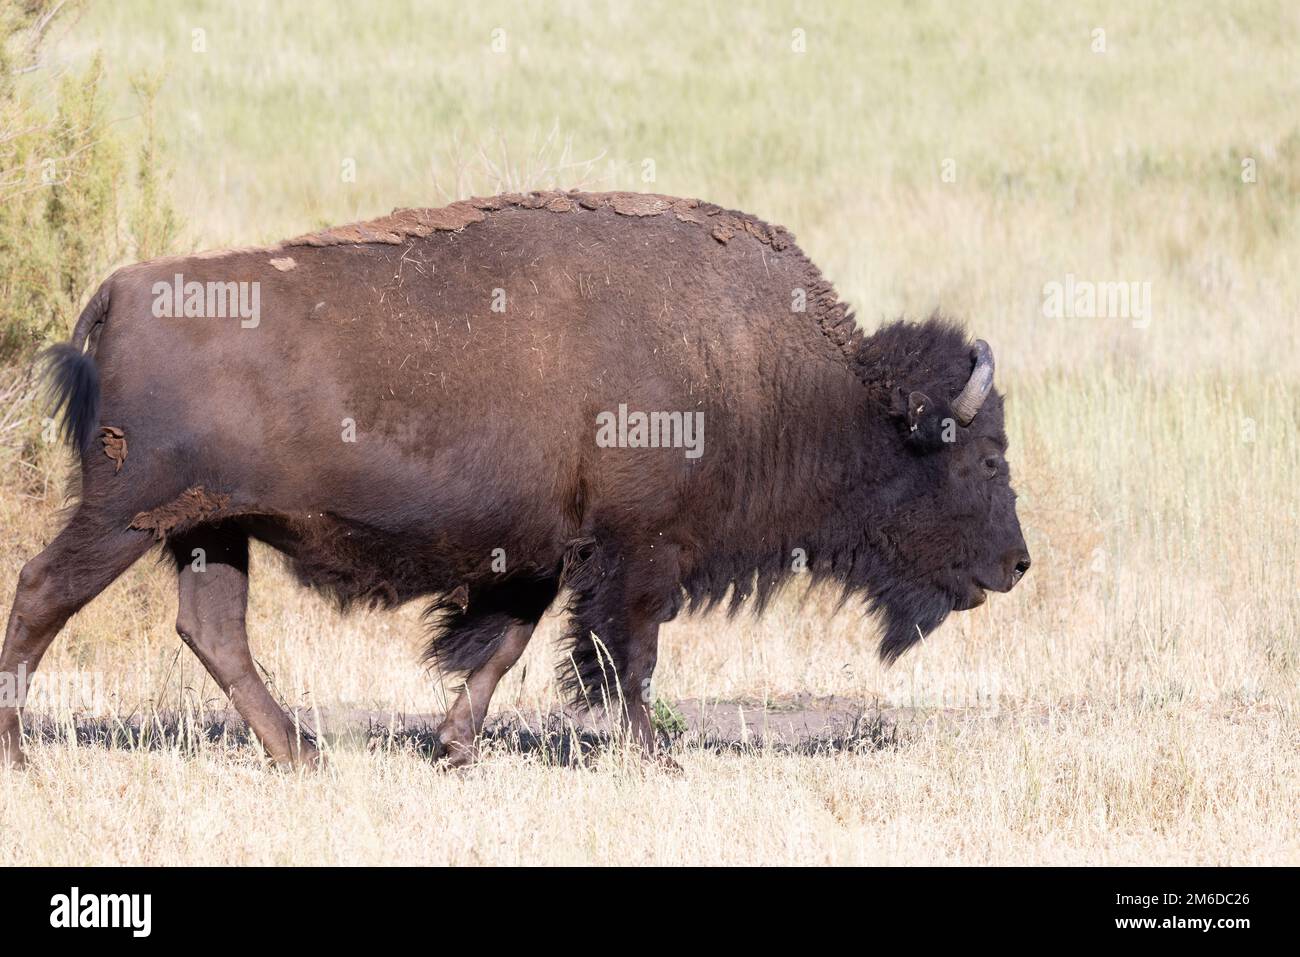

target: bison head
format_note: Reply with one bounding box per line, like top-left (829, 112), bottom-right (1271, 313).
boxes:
top-left (865, 329), bottom-right (1030, 663)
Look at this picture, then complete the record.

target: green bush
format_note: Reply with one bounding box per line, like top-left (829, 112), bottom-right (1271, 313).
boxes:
top-left (0, 0), bottom-right (176, 363)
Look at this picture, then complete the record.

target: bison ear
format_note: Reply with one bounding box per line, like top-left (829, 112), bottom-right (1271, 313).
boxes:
top-left (905, 391), bottom-right (932, 434)
top-left (899, 389), bottom-right (947, 449)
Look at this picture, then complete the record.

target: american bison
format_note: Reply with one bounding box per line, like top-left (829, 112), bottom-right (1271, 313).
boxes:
top-left (1, 191), bottom-right (1029, 769)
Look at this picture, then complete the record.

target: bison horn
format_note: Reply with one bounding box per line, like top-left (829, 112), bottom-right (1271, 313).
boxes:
top-left (951, 339), bottom-right (994, 426)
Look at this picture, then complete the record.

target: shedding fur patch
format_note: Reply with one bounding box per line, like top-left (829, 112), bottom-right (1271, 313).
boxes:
top-left (100, 426), bottom-right (126, 473)
top-left (276, 189), bottom-right (859, 386)
top-left (287, 202), bottom-right (486, 247)
top-left (608, 193), bottom-right (673, 216)
top-left (269, 256), bottom-right (297, 271)
top-left (282, 191), bottom-right (785, 251)
top-left (129, 486), bottom-right (230, 541)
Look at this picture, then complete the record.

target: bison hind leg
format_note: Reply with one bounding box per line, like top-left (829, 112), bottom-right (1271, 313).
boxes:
top-left (422, 604), bottom-right (519, 675)
top-left (422, 576), bottom-right (560, 766)
top-left (420, 575), bottom-right (559, 676)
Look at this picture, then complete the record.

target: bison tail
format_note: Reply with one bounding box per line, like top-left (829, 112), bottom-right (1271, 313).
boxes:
top-left (40, 284), bottom-right (110, 454)
top-left (41, 344), bottom-right (101, 454)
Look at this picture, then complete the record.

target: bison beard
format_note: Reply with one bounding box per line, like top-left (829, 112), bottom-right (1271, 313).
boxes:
top-left (872, 583), bottom-right (954, 665)
top-left (2, 190), bottom-right (1025, 768)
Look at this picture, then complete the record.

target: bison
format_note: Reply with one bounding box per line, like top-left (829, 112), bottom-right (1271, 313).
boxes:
top-left (0, 191), bottom-right (1029, 769)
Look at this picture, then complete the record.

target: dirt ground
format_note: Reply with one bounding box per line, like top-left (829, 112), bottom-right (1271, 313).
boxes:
top-left (20, 695), bottom-right (912, 762)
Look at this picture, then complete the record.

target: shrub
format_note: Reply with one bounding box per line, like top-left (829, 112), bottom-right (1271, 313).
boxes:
top-left (0, 0), bottom-right (176, 363)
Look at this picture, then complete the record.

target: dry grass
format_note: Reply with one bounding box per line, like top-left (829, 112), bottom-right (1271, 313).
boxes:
top-left (5, 707), bottom-right (1295, 866)
top-left (0, 0), bottom-right (1297, 865)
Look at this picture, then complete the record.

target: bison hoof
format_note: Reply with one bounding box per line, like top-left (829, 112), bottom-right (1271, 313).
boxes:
top-left (434, 744), bottom-right (479, 769)
top-left (432, 723), bottom-right (479, 768)
top-left (269, 742), bottom-right (323, 772)
top-left (650, 752), bottom-right (683, 774)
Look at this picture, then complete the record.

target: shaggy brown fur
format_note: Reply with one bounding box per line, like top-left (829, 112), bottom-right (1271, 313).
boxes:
top-left (129, 487), bottom-right (231, 541)
top-left (4, 190), bottom-right (1029, 767)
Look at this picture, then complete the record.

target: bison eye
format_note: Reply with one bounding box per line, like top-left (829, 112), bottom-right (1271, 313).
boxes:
top-left (982, 456), bottom-right (1000, 476)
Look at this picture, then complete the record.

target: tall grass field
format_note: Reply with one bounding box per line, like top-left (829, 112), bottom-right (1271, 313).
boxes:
top-left (0, 0), bottom-right (1297, 865)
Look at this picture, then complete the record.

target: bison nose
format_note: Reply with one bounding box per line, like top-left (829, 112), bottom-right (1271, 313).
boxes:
top-left (1009, 553), bottom-right (1031, 587)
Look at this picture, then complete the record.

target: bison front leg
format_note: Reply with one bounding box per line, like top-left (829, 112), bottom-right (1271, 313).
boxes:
top-left (433, 621), bottom-right (535, 767)
top-left (619, 618), bottom-right (664, 757)
top-left (171, 527), bottom-right (318, 769)
top-left (563, 539), bottom-right (682, 764)
top-left (571, 615), bottom-right (676, 766)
